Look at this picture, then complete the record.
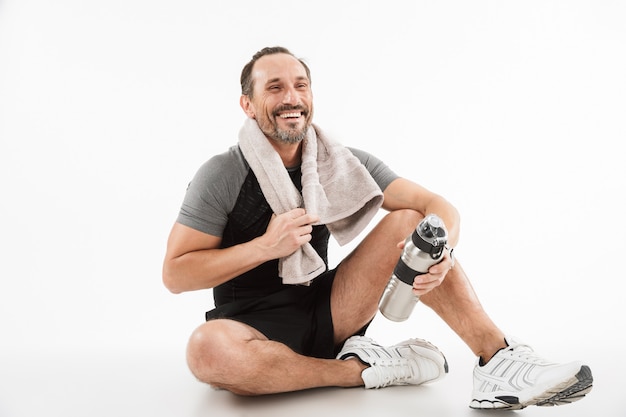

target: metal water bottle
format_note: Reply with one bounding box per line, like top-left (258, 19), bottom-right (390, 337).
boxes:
top-left (379, 214), bottom-right (448, 322)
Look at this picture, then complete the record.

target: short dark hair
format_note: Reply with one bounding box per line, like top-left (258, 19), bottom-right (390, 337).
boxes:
top-left (240, 46), bottom-right (311, 98)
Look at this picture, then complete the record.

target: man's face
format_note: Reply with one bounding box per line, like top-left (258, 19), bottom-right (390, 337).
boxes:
top-left (241, 53), bottom-right (313, 144)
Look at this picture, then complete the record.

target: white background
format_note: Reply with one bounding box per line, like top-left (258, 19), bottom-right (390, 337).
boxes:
top-left (1, 1), bottom-right (624, 416)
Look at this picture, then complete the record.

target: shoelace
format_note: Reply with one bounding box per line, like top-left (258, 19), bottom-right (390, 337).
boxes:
top-left (505, 342), bottom-right (553, 365)
top-left (369, 358), bottom-right (416, 388)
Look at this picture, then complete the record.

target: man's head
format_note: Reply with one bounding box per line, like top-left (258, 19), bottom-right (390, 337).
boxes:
top-left (240, 47), bottom-right (313, 145)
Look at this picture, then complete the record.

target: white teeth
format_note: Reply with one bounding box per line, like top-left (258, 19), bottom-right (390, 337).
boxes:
top-left (280, 112), bottom-right (301, 118)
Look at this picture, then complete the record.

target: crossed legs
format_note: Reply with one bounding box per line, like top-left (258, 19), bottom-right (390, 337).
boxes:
top-left (186, 209), bottom-right (506, 395)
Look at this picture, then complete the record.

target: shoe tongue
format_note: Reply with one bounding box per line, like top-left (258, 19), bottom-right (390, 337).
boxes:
top-left (510, 343), bottom-right (533, 353)
top-left (505, 336), bottom-right (530, 349)
top-left (505, 336), bottom-right (535, 356)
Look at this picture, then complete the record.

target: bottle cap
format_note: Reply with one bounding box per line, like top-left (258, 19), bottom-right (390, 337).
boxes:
top-left (412, 214), bottom-right (448, 258)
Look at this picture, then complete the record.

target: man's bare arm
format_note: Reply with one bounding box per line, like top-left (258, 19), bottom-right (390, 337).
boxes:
top-left (162, 208), bottom-right (319, 294)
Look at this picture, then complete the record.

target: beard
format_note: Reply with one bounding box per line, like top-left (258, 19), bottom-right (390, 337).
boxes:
top-left (273, 124), bottom-right (308, 144)
top-left (261, 105), bottom-right (312, 145)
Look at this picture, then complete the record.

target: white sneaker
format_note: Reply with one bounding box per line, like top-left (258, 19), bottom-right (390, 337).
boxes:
top-left (470, 336), bottom-right (593, 410)
top-left (336, 335), bottom-right (448, 389)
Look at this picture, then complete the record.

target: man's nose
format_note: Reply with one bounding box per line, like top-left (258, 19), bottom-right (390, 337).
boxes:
top-left (282, 87), bottom-right (299, 105)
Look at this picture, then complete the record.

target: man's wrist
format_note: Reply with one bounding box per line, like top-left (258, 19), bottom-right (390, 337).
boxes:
top-left (446, 246), bottom-right (455, 269)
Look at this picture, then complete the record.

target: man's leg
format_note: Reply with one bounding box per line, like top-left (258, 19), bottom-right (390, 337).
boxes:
top-left (329, 209), bottom-right (451, 389)
top-left (331, 209), bottom-right (506, 361)
top-left (331, 209), bottom-right (592, 409)
top-left (419, 261), bottom-right (506, 362)
top-left (331, 209), bottom-right (419, 344)
top-left (186, 318), bottom-right (366, 395)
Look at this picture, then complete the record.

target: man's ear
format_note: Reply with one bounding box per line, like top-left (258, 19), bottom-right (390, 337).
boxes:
top-left (240, 95), bottom-right (256, 118)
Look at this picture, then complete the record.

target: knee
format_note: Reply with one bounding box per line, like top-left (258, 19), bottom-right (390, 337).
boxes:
top-left (186, 320), bottom-right (236, 385)
top-left (385, 209), bottom-right (423, 235)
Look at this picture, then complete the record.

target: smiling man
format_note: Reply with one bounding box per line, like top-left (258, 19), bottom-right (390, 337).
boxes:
top-left (163, 46), bottom-right (592, 410)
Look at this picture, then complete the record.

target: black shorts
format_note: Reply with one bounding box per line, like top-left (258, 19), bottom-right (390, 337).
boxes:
top-left (205, 269), bottom-right (366, 359)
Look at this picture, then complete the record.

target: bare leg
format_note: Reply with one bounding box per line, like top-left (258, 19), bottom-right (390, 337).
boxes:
top-left (330, 209), bottom-right (506, 361)
top-left (331, 209), bottom-right (419, 344)
top-left (186, 319), bottom-right (366, 395)
top-left (419, 261), bottom-right (506, 361)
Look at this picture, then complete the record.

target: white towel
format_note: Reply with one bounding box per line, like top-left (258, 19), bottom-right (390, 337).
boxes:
top-left (238, 118), bottom-right (383, 285)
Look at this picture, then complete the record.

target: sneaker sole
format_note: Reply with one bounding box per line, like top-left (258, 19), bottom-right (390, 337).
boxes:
top-left (535, 365), bottom-right (593, 407)
top-left (470, 365), bottom-right (593, 410)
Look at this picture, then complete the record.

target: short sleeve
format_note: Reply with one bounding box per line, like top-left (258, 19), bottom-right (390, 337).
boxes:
top-left (176, 146), bottom-right (248, 237)
top-left (347, 147), bottom-right (399, 191)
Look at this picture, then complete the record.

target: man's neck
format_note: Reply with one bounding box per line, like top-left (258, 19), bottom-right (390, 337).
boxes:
top-left (267, 138), bottom-right (302, 168)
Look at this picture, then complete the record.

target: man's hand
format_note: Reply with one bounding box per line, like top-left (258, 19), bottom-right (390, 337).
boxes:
top-left (396, 240), bottom-right (455, 296)
top-left (412, 249), bottom-right (454, 296)
top-left (259, 208), bottom-right (320, 258)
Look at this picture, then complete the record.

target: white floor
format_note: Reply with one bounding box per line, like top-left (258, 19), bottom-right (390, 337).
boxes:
top-left (1, 339), bottom-right (620, 417)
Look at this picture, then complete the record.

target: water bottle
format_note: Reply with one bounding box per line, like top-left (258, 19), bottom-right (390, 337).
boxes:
top-left (379, 214), bottom-right (448, 322)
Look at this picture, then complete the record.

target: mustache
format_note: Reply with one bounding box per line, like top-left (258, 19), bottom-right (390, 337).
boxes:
top-left (272, 104), bottom-right (309, 117)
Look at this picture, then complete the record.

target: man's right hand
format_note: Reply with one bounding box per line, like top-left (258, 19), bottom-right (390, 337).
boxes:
top-left (259, 208), bottom-right (320, 258)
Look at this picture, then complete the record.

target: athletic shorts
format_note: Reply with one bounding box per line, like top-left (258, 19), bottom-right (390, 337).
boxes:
top-left (205, 268), bottom-right (367, 359)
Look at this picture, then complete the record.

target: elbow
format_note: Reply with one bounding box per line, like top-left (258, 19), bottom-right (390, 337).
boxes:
top-left (163, 275), bottom-right (183, 295)
top-left (162, 263), bottom-right (184, 294)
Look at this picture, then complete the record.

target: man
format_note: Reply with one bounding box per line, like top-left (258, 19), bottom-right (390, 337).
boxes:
top-left (162, 46), bottom-right (592, 410)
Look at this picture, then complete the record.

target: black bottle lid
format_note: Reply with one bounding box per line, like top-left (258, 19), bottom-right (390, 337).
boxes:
top-left (411, 214), bottom-right (448, 258)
